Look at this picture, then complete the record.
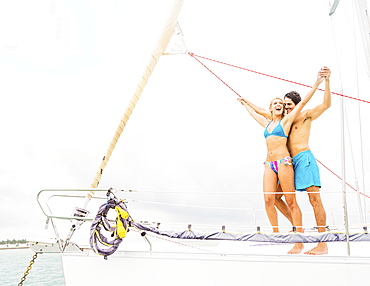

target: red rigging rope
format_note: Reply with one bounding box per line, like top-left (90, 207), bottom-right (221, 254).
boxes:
top-left (189, 52), bottom-right (242, 98)
top-left (188, 52), bottom-right (370, 199)
top-left (317, 159), bottom-right (370, 199)
top-left (188, 52), bottom-right (370, 104)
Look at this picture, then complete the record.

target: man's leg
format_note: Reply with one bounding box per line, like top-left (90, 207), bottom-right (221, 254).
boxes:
top-left (304, 186), bottom-right (328, 255)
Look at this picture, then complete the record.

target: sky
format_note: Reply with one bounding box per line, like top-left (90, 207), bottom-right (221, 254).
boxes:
top-left (1, 0), bottom-right (370, 242)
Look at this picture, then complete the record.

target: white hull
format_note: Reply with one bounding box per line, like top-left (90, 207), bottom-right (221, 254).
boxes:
top-left (33, 189), bottom-right (370, 286)
top-left (61, 242), bottom-right (370, 286)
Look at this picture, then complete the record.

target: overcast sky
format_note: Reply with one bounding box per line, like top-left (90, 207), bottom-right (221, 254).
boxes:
top-left (1, 0), bottom-right (370, 242)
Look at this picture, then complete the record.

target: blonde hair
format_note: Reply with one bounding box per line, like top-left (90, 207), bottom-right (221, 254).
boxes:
top-left (269, 97), bottom-right (285, 118)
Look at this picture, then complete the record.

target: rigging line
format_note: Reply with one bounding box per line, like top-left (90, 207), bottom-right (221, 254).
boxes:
top-left (133, 223), bottom-right (369, 241)
top-left (128, 199), bottom-right (259, 211)
top-left (140, 218), bottom-right (360, 231)
top-left (130, 227), bottom-right (213, 253)
top-left (330, 2), bottom-right (367, 232)
top-left (118, 189), bottom-right (325, 195)
top-left (138, 221), bottom-right (336, 232)
top-left (118, 189), bottom-right (254, 194)
top-left (188, 52), bottom-right (241, 98)
top-left (189, 50), bottom-right (368, 199)
top-left (128, 198), bottom-right (341, 216)
top-left (149, 222), bottom-right (259, 231)
top-left (345, 101), bottom-right (365, 222)
top-left (330, 10), bottom-right (351, 256)
top-left (350, 0), bottom-right (367, 222)
top-left (344, 105), bottom-right (360, 181)
top-left (316, 159), bottom-right (370, 199)
top-left (189, 52), bottom-right (370, 104)
top-left (344, 0), bottom-right (366, 224)
top-left (116, 188), bottom-right (348, 195)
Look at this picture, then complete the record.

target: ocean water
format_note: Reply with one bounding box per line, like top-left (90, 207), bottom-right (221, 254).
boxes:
top-left (0, 248), bottom-right (65, 286)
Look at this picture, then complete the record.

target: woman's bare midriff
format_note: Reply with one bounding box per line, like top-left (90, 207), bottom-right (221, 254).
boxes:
top-left (265, 136), bottom-right (290, 161)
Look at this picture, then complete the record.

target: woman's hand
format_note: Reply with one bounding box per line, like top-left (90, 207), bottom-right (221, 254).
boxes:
top-left (237, 97), bottom-right (247, 105)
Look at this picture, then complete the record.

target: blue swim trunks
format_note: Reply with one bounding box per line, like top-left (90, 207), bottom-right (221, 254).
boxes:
top-left (292, 150), bottom-right (321, 192)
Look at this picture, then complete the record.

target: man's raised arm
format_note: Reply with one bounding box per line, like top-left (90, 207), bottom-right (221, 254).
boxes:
top-left (307, 67), bottom-right (331, 120)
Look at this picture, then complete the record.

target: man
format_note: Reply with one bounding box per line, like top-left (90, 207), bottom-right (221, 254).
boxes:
top-left (246, 67), bottom-right (331, 255)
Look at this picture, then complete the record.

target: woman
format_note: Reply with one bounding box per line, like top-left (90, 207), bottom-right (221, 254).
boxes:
top-left (238, 88), bottom-right (317, 254)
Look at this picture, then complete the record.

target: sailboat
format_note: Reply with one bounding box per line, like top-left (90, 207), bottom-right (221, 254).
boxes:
top-left (26, 0), bottom-right (370, 285)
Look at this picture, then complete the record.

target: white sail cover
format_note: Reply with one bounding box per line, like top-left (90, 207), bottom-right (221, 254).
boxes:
top-left (133, 222), bottom-right (370, 243)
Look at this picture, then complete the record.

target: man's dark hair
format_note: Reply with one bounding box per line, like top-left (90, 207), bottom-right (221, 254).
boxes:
top-left (284, 91), bottom-right (301, 105)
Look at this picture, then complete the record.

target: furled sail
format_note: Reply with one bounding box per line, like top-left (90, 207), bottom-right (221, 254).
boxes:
top-left (86, 0), bottom-right (185, 201)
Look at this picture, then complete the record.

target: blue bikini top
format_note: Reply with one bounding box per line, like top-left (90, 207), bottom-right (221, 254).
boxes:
top-left (264, 121), bottom-right (288, 139)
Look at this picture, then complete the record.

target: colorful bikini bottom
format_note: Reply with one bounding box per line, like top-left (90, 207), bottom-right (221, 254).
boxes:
top-left (264, 156), bottom-right (292, 174)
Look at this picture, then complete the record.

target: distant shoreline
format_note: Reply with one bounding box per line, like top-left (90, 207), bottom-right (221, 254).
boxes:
top-left (0, 246), bottom-right (29, 250)
top-left (0, 244), bottom-right (30, 250)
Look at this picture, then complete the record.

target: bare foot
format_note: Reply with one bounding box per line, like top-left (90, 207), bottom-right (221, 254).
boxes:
top-left (288, 243), bottom-right (304, 254)
top-left (304, 242), bottom-right (328, 255)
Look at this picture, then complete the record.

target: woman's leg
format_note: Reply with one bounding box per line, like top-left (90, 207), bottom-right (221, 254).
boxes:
top-left (263, 165), bottom-right (279, 232)
top-left (278, 164), bottom-right (303, 232)
top-left (278, 163), bottom-right (304, 254)
top-left (274, 183), bottom-right (293, 224)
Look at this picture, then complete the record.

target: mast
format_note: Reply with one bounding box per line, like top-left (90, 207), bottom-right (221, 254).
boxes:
top-left (329, 0), bottom-right (370, 254)
top-left (59, 0), bottom-right (185, 251)
top-left (354, 0), bottom-right (370, 223)
top-left (353, 0), bottom-right (370, 78)
top-left (340, 93), bottom-right (351, 256)
top-left (329, 0), bottom-right (352, 255)
top-left (85, 0), bottom-right (185, 203)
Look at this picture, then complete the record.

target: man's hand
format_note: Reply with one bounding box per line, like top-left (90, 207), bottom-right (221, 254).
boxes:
top-left (318, 66), bottom-right (331, 82)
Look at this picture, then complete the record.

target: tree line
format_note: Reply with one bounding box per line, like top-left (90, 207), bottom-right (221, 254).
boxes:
top-left (0, 239), bottom-right (27, 245)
